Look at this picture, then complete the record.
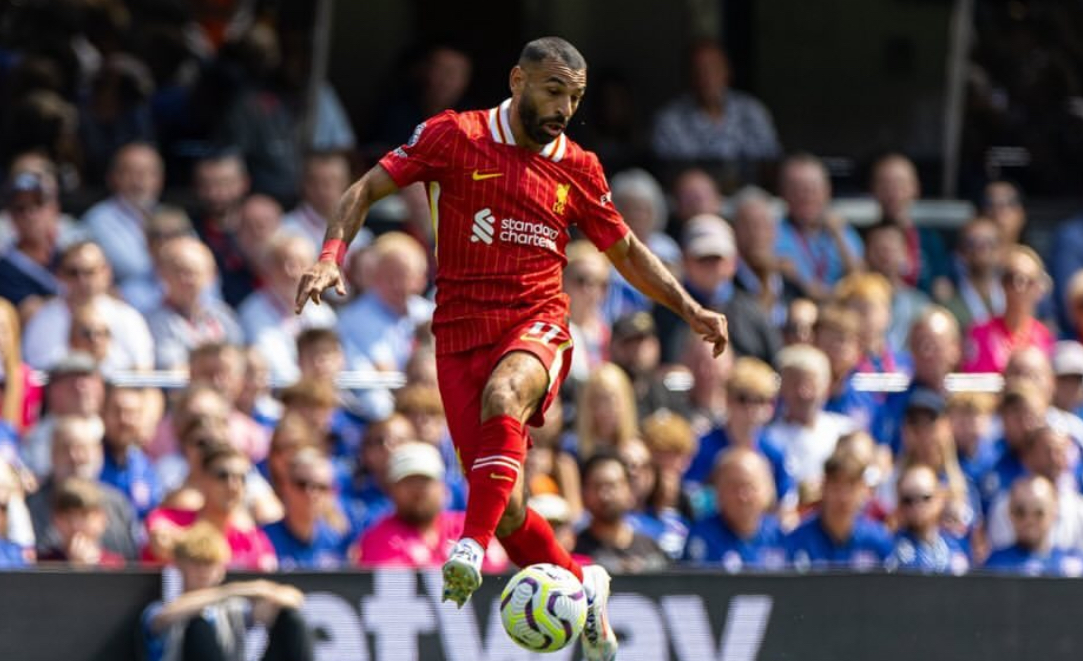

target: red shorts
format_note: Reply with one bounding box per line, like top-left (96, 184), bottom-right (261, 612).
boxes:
top-left (436, 319), bottom-right (573, 473)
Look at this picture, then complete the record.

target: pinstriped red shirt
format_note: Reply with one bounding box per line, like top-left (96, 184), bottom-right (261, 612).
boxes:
top-left (379, 99), bottom-right (629, 355)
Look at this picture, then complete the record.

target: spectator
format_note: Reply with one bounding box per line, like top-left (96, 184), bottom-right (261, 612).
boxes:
top-left (786, 449), bottom-right (893, 571)
top-left (258, 412), bottom-right (321, 495)
top-left (638, 410), bottom-right (696, 558)
top-left (651, 40), bottom-right (780, 187)
top-left (607, 312), bottom-right (686, 421)
top-left (571, 362), bottom-right (639, 460)
top-left (0, 298), bottom-right (41, 433)
top-left (868, 153), bottom-right (950, 295)
top-left (523, 397), bottom-right (583, 522)
top-left (262, 448), bottom-right (348, 570)
top-left (864, 222), bottom-right (931, 353)
top-left (38, 477), bottom-right (125, 568)
top-left (603, 169), bottom-right (681, 322)
top-left (886, 464), bottom-right (970, 574)
top-left (190, 150), bottom-right (253, 308)
top-left (670, 167), bottom-right (725, 228)
top-left (340, 413), bottom-right (414, 535)
top-left (946, 392), bottom-right (999, 484)
top-left (774, 153), bottom-right (863, 301)
top-left (146, 237), bottom-right (243, 370)
top-left (684, 357), bottom-right (795, 519)
top-left (66, 302), bottom-right (114, 371)
top-left (677, 325), bottom-right (734, 435)
top-left (565, 241), bottom-right (612, 381)
top-left (82, 142), bottom-right (164, 309)
top-left (781, 298), bottom-right (818, 346)
top-left (1003, 346), bottom-right (1083, 442)
top-left (981, 180), bottom-right (1027, 247)
top-left (26, 413), bottom-right (138, 560)
top-left (21, 353), bottom-right (106, 479)
top-left (144, 444), bottom-right (278, 570)
top-left (99, 385), bottom-right (160, 518)
top-left (984, 475), bottom-right (1083, 576)
top-left (872, 307), bottom-right (962, 454)
top-left (353, 442), bottom-right (507, 570)
top-left (237, 346), bottom-right (281, 431)
top-left (815, 305), bottom-right (877, 432)
top-left (338, 231), bottom-right (432, 372)
top-left (945, 216), bottom-right (1004, 332)
top-left (987, 427), bottom-right (1083, 552)
top-left (0, 462), bottom-right (28, 568)
top-left (141, 522), bottom-right (312, 661)
top-left (0, 152), bottom-right (81, 251)
top-left (573, 450), bottom-right (668, 574)
top-left (963, 245), bottom-right (1054, 373)
top-left (282, 152), bottom-right (369, 252)
top-left (241, 233), bottom-right (336, 385)
top-left (979, 384), bottom-right (1049, 511)
top-left (683, 448), bottom-right (786, 571)
top-left (0, 172), bottom-right (63, 307)
top-left (22, 241), bottom-right (154, 371)
top-left (1053, 341), bottom-right (1083, 418)
top-left (766, 344), bottom-right (854, 500)
top-left (667, 213), bottom-right (780, 362)
top-left (835, 272), bottom-right (910, 377)
top-left (732, 186), bottom-right (795, 327)
top-left (187, 342), bottom-right (271, 462)
top-left (1049, 204), bottom-right (1083, 332)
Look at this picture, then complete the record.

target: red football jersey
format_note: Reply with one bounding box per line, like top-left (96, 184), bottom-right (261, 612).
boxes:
top-left (378, 98), bottom-right (629, 355)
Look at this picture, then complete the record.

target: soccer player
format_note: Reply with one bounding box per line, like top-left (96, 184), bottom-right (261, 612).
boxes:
top-left (295, 37), bottom-right (728, 661)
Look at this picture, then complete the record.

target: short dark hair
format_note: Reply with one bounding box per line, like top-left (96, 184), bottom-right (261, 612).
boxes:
top-left (296, 327), bottom-right (341, 355)
top-left (580, 449), bottom-right (630, 485)
top-left (52, 477), bottom-right (104, 513)
top-left (519, 37), bottom-right (586, 70)
top-left (200, 443), bottom-right (246, 473)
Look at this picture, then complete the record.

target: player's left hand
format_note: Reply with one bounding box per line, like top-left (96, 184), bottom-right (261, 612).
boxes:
top-left (689, 307), bottom-right (728, 357)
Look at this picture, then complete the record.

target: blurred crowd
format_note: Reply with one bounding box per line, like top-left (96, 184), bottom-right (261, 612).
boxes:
top-left (6, 0), bottom-right (1083, 580)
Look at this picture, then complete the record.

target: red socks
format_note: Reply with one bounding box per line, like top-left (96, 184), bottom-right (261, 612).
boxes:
top-left (462, 415), bottom-right (528, 549)
top-left (498, 507), bottom-right (584, 581)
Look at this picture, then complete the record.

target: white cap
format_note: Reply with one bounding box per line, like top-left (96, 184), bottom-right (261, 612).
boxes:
top-left (682, 213), bottom-right (736, 259)
top-left (387, 442), bottom-right (445, 483)
top-left (1054, 341), bottom-right (1083, 377)
top-left (528, 493), bottom-right (572, 524)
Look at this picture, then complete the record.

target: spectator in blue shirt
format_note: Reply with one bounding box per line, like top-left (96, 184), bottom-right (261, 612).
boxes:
top-left (99, 385), bottom-right (161, 518)
top-left (978, 383), bottom-right (1047, 513)
top-left (773, 153), bottom-right (863, 302)
top-left (683, 448), bottom-right (786, 572)
top-left (684, 356), bottom-right (795, 522)
top-left (815, 304), bottom-right (877, 431)
top-left (786, 449), bottom-right (893, 571)
top-left (984, 475), bottom-right (1083, 576)
top-left (946, 392), bottom-right (999, 485)
top-left (262, 449), bottom-right (348, 569)
top-left (295, 329), bottom-right (366, 459)
top-left (339, 414), bottom-right (414, 535)
top-left (886, 464), bottom-right (970, 574)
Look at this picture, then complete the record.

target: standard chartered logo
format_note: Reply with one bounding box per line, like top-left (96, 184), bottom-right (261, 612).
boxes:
top-left (471, 208), bottom-right (559, 252)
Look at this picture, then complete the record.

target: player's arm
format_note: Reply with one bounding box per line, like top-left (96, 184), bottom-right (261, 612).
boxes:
top-left (604, 233), bottom-right (728, 357)
top-left (295, 165), bottom-right (399, 312)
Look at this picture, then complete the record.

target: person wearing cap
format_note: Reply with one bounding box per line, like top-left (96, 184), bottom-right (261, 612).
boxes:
top-left (773, 153), bottom-right (863, 301)
top-left (985, 427), bottom-right (1083, 554)
top-left (351, 442), bottom-right (508, 570)
top-left (606, 312), bottom-right (688, 421)
top-left (0, 171), bottom-right (64, 307)
top-left (82, 143), bottom-right (165, 311)
top-left (22, 240), bottom-right (155, 372)
top-left (653, 212), bottom-right (779, 363)
top-left (1053, 341), bottom-right (1083, 419)
top-left (784, 448), bottom-right (892, 571)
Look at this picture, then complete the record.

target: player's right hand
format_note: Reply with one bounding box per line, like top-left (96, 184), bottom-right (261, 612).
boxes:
top-left (295, 260), bottom-right (347, 314)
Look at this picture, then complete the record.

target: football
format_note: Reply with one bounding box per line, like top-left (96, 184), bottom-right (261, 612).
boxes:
top-left (499, 563), bottom-right (588, 652)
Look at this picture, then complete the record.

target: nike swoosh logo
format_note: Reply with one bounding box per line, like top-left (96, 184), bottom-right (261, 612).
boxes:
top-left (489, 473), bottom-right (515, 482)
top-left (472, 170), bottom-right (504, 181)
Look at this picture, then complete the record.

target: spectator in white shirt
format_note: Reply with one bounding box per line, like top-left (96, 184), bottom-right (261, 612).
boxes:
top-left (22, 241), bottom-right (154, 371)
top-left (239, 233), bottom-right (335, 385)
top-left (82, 143), bottom-right (165, 311)
top-left (765, 344), bottom-right (854, 502)
top-left (282, 152), bottom-right (370, 252)
top-left (145, 236), bottom-right (243, 370)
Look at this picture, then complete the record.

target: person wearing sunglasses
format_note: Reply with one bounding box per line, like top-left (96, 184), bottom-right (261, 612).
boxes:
top-left (983, 474), bottom-right (1083, 576)
top-left (261, 449), bottom-right (347, 570)
top-left (886, 464), bottom-right (969, 574)
top-left (962, 244), bottom-right (1054, 374)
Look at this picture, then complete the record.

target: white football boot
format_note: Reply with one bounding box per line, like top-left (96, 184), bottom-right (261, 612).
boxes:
top-left (581, 564), bottom-right (618, 661)
top-left (442, 538), bottom-right (484, 608)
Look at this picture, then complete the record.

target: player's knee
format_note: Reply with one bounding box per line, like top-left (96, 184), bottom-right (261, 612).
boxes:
top-left (481, 378), bottom-right (526, 420)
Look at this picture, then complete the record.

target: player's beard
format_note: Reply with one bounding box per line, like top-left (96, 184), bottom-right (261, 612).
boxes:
top-left (519, 95), bottom-right (565, 145)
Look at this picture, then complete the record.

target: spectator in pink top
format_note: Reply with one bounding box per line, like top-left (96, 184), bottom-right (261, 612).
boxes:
top-left (352, 442), bottom-right (508, 571)
top-left (144, 444), bottom-right (277, 571)
top-left (963, 245), bottom-right (1055, 374)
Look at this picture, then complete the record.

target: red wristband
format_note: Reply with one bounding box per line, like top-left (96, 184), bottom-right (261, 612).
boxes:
top-left (319, 239), bottom-right (347, 266)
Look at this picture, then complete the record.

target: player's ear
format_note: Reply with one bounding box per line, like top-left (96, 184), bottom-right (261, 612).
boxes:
top-left (510, 65), bottom-right (525, 95)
